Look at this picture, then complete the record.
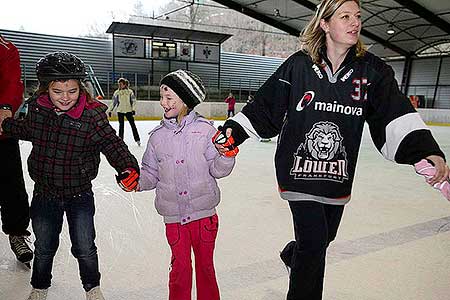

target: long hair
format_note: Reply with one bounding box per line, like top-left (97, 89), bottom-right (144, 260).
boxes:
top-left (36, 79), bottom-right (94, 104)
top-left (177, 105), bottom-right (189, 125)
top-left (300, 0), bottom-right (366, 65)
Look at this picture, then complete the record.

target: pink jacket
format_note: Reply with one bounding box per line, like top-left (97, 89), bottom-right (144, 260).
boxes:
top-left (139, 111), bottom-right (235, 224)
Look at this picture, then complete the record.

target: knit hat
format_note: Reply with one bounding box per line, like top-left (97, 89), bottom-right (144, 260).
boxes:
top-left (160, 70), bottom-right (206, 109)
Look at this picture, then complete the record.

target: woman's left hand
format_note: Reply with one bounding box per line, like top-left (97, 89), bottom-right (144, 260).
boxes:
top-left (425, 155), bottom-right (450, 186)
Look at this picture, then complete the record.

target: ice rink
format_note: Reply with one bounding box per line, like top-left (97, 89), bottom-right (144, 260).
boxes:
top-left (1, 120), bottom-right (449, 300)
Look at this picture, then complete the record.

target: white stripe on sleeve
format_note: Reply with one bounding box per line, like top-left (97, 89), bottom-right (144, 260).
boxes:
top-left (229, 112), bottom-right (261, 140)
top-left (381, 112), bottom-right (429, 161)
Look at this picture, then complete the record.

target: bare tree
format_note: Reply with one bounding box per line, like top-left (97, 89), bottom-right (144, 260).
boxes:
top-left (153, 0), bottom-right (299, 57)
top-left (83, 21), bottom-right (110, 39)
top-left (84, 0), bottom-right (299, 57)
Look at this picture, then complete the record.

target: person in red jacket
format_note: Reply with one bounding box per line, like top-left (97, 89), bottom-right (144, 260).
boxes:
top-left (0, 34), bottom-right (33, 267)
top-left (224, 92), bottom-right (236, 117)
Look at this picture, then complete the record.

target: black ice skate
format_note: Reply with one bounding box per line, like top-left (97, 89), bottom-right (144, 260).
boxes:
top-left (280, 240), bottom-right (296, 274)
top-left (9, 235), bottom-right (33, 268)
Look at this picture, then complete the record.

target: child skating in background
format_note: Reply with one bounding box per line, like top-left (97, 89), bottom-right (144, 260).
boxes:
top-left (138, 70), bottom-right (237, 300)
top-left (108, 78), bottom-right (141, 146)
top-left (0, 51), bottom-right (140, 300)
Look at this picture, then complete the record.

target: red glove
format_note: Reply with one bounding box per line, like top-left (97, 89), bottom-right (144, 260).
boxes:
top-left (116, 168), bottom-right (139, 192)
top-left (212, 130), bottom-right (239, 157)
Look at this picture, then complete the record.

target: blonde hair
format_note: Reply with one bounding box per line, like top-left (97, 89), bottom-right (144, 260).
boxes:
top-left (301, 0), bottom-right (366, 65)
top-left (177, 105), bottom-right (189, 125)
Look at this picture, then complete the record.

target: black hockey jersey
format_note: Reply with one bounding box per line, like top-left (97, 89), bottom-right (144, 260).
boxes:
top-left (233, 48), bottom-right (444, 201)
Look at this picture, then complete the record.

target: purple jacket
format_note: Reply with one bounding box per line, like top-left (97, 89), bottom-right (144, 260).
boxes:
top-left (139, 111), bottom-right (235, 224)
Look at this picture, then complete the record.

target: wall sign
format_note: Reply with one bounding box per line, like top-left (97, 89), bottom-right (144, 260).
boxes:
top-left (114, 37), bottom-right (145, 58)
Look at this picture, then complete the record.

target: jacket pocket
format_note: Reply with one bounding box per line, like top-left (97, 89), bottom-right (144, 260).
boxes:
top-left (189, 180), bottom-right (219, 211)
top-left (155, 181), bottom-right (179, 216)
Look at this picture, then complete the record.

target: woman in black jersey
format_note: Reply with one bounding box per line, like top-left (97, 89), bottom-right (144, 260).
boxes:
top-left (213, 0), bottom-right (450, 299)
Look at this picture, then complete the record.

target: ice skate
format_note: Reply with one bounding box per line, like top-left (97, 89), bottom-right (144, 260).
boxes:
top-left (280, 240), bottom-right (296, 274)
top-left (9, 235), bottom-right (33, 268)
top-left (86, 286), bottom-right (105, 300)
top-left (26, 288), bottom-right (48, 300)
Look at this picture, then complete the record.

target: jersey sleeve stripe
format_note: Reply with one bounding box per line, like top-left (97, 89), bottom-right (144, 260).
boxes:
top-left (381, 112), bottom-right (430, 161)
top-left (230, 112), bottom-right (261, 140)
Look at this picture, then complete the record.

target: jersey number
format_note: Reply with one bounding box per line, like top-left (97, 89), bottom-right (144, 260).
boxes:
top-left (352, 78), bottom-right (368, 101)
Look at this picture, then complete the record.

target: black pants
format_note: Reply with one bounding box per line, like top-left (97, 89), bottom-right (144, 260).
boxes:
top-left (284, 201), bottom-right (344, 300)
top-left (227, 109), bottom-right (235, 118)
top-left (117, 112), bottom-right (140, 142)
top-left (0, 138), bottom-right (30, 236)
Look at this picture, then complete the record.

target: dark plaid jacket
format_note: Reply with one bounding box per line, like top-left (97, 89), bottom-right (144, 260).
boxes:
top-left (2, 94), bottom-right (139, 197)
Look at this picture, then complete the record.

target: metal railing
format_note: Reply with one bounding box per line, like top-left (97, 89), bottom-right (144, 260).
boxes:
top-left (20, 66), bottom-right (450, 109)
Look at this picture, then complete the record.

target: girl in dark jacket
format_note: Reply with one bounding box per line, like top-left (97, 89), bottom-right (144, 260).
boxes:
top-left (0, 51), bottom-right (140, 300)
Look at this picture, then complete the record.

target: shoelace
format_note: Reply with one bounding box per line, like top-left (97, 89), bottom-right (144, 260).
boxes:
top-left (10, 236), bottom-right (32, 256)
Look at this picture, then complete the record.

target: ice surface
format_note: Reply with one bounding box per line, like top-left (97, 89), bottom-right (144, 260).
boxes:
top-left (1, 121), bottom-right (449, 300)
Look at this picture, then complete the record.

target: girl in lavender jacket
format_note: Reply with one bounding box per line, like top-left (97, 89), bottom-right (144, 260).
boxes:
top-left (138, 70), bottom-right (235, 300)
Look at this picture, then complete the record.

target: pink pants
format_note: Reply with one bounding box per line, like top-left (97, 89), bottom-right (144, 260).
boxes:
top-left (165, 214), bottom-right (220, 300)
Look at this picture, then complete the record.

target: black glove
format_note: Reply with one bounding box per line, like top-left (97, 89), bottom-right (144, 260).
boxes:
top-left (132, 111), bottom-right (136, 115)
top-left (108, 112), bottom-right (112, 117)
top-left (219, 119), bottom-right (249, 147)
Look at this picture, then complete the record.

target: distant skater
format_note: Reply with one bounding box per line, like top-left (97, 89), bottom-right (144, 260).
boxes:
top-left (108, 78), bottom-right (141, 146)
top-left (224, 92), bottom-right (236, 117)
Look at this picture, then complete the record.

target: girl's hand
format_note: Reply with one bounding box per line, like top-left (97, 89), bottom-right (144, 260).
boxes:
top-left (214, 143), bottom-right (229, 155)
top-left (425, 155), bottom-right (450, 186)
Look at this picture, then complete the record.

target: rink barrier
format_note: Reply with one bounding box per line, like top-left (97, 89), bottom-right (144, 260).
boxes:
top-left (100, 100), bottom-right (450, 125)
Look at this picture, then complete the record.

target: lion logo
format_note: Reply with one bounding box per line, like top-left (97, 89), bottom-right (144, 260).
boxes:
top-left (306, 121), bottom-right (343, 161)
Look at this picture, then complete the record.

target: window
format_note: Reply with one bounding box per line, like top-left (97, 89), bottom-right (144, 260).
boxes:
top-left (417, 42), bottom-right (450, 57)
top-left (152, 41), bottom-right (177, 58)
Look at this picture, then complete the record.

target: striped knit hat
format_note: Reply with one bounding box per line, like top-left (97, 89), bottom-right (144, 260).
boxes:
top-left (160, 70), bottom-right (206, 109)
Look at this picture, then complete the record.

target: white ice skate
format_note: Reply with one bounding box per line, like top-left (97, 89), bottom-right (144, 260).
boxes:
top-left (86, 286), bottom-right (105, 300)
top-left (26, 288), bottom-right (48, 300)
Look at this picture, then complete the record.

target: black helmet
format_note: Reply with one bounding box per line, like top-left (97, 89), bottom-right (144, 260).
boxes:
top-left (36, 51), bottom-right (87, 83)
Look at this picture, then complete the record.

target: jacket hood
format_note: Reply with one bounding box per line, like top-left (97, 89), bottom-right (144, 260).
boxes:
top-left (37, 93), bottom-right (89, 119)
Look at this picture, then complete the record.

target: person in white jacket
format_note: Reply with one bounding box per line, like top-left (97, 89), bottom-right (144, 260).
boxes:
top-left (108, 78), bottom-right (141, 146)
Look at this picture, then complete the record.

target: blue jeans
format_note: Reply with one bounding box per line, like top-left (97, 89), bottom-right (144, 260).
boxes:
top-left (30, 191), bottom-right (100, 291)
